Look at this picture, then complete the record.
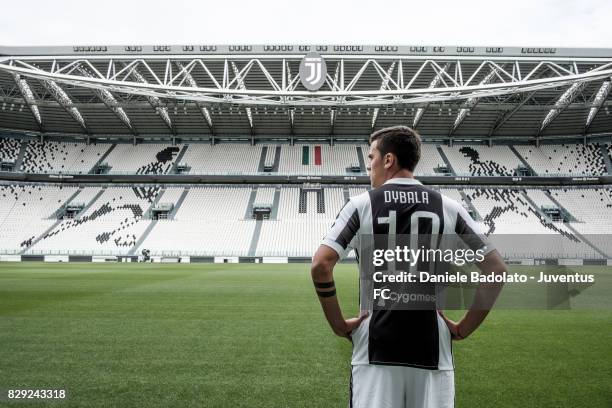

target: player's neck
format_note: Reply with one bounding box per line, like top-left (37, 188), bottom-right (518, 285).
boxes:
top-left (384, 168), bottom-right (413, 183)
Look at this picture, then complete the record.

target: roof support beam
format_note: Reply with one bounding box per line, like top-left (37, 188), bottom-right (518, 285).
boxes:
top-left (584, 79), bottom-right (611, 133)
top-left (283, 60), bottom-right (297, 135)
top-left (539, 81), bottom-right (587, 134)
top-left (488, 91), bottom-right (536, 136)
top-left (449, 67), bottom-right (498, 136)
top-left (38, 79), bottom-right (88, 133)
top-left (11, 72), bottom-right (42, 129)
top-left (371, 62), bottom-right (396, 129)
top-left (285, 61), bottom-right (295, 135)
top-left (413, 63), bottom-right (450, 128)
top-left (129, 68), bottom-right (176, 134)
top-left (330, 62), bottom-right (341, 132)
top-left (289, 108), bottom-right (295, 135)
top-left (177, 62), bottom-right (214, 134)
top-left (76, 65), bottom-right (136, 135)
top-left (230, 62), bottom-right (254, 134)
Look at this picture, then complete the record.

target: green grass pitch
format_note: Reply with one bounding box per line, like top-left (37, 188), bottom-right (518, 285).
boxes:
top-left (0, 262), bottom-right (610, 407)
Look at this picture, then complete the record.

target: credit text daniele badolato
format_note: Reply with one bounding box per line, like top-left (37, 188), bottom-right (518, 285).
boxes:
top-left (372, 270), bottom-right (595, 284)
top-left (371, 247), bottom-right (595, 284)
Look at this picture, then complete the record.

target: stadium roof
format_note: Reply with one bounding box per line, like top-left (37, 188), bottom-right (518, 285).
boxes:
top-left (0, 44), bottom-right (611, 141)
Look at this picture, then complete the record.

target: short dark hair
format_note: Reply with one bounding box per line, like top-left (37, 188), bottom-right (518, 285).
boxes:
top-left (369, 125), bottom-right (421, 172)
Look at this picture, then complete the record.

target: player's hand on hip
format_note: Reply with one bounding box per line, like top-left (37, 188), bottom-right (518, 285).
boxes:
top-left (336, 312), bottom-right (369, 339)
top-left (438, 311), bottom-right (466, 341)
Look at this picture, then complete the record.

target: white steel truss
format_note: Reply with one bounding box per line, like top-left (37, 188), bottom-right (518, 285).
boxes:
top-left (330, 62), bottom-right (340, 130)
top-left (1, 55), bottom-right (611, 137)
top-left (585, 79), bottom-right (611, 131)
top-left (371, 62), bottom-right (396, 128)
top-left (75, 64), bottom-right (135, 134)
top-left (450, 68), bottom-right (498, 135)
top-left (230, 61), bottom-right (254, 132)
top-left (128, 67), bottom-right (175, 134)
top-left (413, 63), bottom-right (450, 128)
top-left (176, 62), bottom-right (214, 132)
top-left (1, 56), bottom-right (611, 108)
top-left (539, 81), bottom-right (588, 133)
top-left (11, 73), bottom-right (42, 128)
top-left (38, 78), bottom-right (88, 132)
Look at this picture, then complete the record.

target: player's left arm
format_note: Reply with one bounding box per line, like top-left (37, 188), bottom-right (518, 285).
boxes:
top-left (440, 249), bottom-right (506, 340)
top-left (311, 244), bottom-right (368, 339)
top-left (440, 202), bottom-right (506, 340)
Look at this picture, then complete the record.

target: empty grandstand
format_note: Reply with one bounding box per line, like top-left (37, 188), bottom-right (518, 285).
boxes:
top-left (2, 139), bottom-right (611, 177)
top-left (0, 44), bottom-right (611, 262)
top-left (0, 181), bottom-right (609, 260)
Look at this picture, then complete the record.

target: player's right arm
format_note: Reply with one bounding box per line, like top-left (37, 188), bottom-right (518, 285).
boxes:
top-left (311, 245), bottom-right (368, 339)
top-left (312, 198), bottom-right (368, 339)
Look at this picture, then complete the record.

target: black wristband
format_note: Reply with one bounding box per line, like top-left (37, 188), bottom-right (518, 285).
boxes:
top-left (316, 289), bottom-right (337, 298)
top-left (314, 280), bottom-right (335, 289)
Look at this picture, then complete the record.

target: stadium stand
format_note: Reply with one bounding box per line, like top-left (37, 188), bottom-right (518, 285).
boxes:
top-left (255, 186), bottom-right (344, 257)
top-left (348, 186), bottom-right (369, 197)
top-left (104, 144), bottom-right (183, 174)
top-left (358, 143), bottom-right (369, 166)
top-left (463, 187), bottom-right (600, 258)
top-left (414, 144), bottom-right (448, 175)
top-left (1, 140), bottom-right (611, 177)
top-left (255, 219), bottom-right (331, 257)
top-left (1, 136), bottom-right (611, 259)
top-left (556, 187), bottom-right (612, 256)
top-left (514, 143), bottom-right (607, 176)
top-left (0, 184), bottom-right (79, 251)
top-left (20, 140), bottom-right (109, 174)
top-left (466, 188), bottom-right (562, 233)
top-left (263, 145), bottom-right (277, 170)
top-left (0, 181), bottom-right (610, 259)
top-left (253, 187), bottom-right (276, 208)
top-left (550, 187), bottom-right (612, 227)
top-left (180, 144), bottom-right (262, 174)
top-left (277, 144), bottom-right (361, 175)
top-left (28, 186), bottom-right (161, 255)
top-left (438, 188), bottom-right (473, 212)
top-left (523, 188), bottom-right (563, 214)
top-left (134, 186), bottom-right (255, 256)
top-left (441, 145), bottom-right (523, 176)
top-left (356, 142), bottom-right (448, 175)
top-left (0, 138), bottom-right (20, 164)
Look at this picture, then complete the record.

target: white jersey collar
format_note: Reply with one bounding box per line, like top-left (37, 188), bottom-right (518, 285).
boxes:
top-left (383, 177), bottom-right (422, 186)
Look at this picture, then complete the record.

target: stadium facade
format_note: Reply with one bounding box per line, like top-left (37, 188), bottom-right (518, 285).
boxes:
top-left (0, 45), bottom-right (610, 263)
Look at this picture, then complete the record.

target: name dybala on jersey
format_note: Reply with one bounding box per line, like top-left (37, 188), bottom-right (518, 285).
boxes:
top-left (321, 178), bottom-right (493, 370)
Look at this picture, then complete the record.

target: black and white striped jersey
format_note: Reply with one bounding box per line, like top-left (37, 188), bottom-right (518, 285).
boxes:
top-left (321, 177), bottom-right (491, 370)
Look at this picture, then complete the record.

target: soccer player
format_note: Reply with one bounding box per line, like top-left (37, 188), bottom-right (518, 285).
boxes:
top-left (311, 126), bottom-right (506, 408)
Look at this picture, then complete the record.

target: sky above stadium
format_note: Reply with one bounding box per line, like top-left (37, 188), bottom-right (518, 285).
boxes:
top-left (1, 0), bottom-right (611, 48)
